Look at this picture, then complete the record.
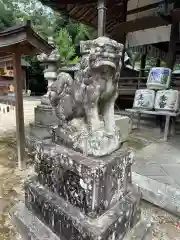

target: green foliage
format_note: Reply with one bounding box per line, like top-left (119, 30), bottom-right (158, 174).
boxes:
top-left (24, 56), bottom-right (47, 95)
top-left (71, 23), bottom-right (97, 44)
top-left (55, 28), bottom-right (76, 66)
top-left (0, 2), bottom-right (16, 30)
top-left (0, 0), bottom-right (96, 94)
top-left (0, 0), bottom-right (96, 50)
top-left (70, 56), bottom-right (81, 65)
top-left (174, 63), bottom-right (180, 70)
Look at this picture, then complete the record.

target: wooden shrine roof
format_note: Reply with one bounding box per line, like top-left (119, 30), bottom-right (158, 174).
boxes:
top-left (0, 21), bottom-right (53, 57)
top-left (39, 0), bottom-right (178, 42)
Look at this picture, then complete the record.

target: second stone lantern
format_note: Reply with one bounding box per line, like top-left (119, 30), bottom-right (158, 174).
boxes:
top-left (28, 37), bottom-right (60, 143)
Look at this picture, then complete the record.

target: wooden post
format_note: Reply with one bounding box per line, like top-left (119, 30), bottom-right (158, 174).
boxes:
top-left (164, 115), bottom-right (170, 141)
top-left (166, 21), bottom-right (179, 69)
top-left (170, 116), bottom-right (176, 137)
top-left (13, 51), bottom-right (25, 169)
top-left (97, 0), bottom-right (106, 37)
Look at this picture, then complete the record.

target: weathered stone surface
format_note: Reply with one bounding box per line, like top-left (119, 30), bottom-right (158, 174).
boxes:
top-left (13, 202), bottom-right (152, 240)
top-left (131, 138), bottom-right (180, 215)
top-left (25, 135), bottom-right (40, 154)
top-left (37, 41), bottom-right (60, 106)
top-left (29, 123), bottom-right (53, 140)
top-left (132, 172), bottom-right (180, 217)
top-left (24, 176), bottom-right (141, 240)
top-left (115, 115), bottom-right (132, 142)
top-left (12, 202), bottom-right (60, 240)
top-left (34, 141), bottom-right (135, 217)
top-left (34, 105), bottom-right (57, 126)
top-left (50, 37), bottom-right (124, 157)
top-left (27, 104), bottom-right (58, 142)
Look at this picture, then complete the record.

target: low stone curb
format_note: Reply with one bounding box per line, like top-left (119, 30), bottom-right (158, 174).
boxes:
top-left (124, 219), bottom-right (154, 240)
top-left (12, 202), bottom-right (153, 240)
top-left (12, 202), bottom-right (60, 240)
top-left (132, 172), bottom-right (180, 217)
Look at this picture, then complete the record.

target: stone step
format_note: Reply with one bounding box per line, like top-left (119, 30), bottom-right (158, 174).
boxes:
top-left (132, 172), bottom-right (180, 218)
top-left (12, 202), bottom-right (60, 240)
top-left (12, 202), bottom-right (153, 240)
top-left (24, 177), bottom-right (141, 240)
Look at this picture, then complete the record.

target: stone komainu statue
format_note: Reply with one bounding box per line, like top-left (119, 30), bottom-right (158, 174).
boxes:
top-left (50, 37), bottom-right (124, 156)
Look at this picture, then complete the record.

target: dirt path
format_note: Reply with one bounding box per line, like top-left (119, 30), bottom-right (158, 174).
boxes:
top-left (0, 98), bottom-right (40, 135)
top-left (0, 137), bottom-right (33, 240)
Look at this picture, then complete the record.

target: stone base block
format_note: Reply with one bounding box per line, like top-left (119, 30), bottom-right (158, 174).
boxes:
top-left (115, 115), bottom-right (132, 142)
top-left (24, 177), bottom-right (141, 240)
top-left (12, 202), bottom-right (59, 240)
top-left (34, 105), bottom-right (58, 126)
top-left (12, 202), bottom-right (152, 240)
top-left (34, 141), bottom-right (138, 217)
top-left (27, 104), bottom-right (58, 142)
top-left (29, 123), bottom-right (53, 140)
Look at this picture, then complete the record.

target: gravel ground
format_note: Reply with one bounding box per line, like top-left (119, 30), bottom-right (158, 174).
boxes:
top-left (0, 98), bottom-right (40, 135)
top-left (141, 201), bottom-right (180, 239)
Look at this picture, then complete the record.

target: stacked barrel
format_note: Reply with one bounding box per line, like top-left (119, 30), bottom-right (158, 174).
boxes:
top-left (133, 67), bottom-right (180, 112)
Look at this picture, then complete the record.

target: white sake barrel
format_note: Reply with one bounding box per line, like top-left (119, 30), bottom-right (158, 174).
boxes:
top-left (133, 89), bottom-right (155, 110)
top-left (155, 89), bottom-right (180, 112)
top-left (146, 67), bottom-right (172, 90)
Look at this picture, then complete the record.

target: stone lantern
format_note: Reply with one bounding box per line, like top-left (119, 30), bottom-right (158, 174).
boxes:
top-left (27, 37), bottom-right (60, 146)
top-left (37, 37), bottom-right (60, 105)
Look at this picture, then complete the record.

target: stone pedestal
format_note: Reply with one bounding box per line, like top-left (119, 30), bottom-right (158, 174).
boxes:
top-left (29, 105), bottom-right (57, 139)
top-left (12, 140), bottom-right (153, 240)
top-left (26, 104), bottom-right (58, 154)
top-left (12, 202), bottom-right (153, 240)
top-left (115, 115), bottom-right (132, 142)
